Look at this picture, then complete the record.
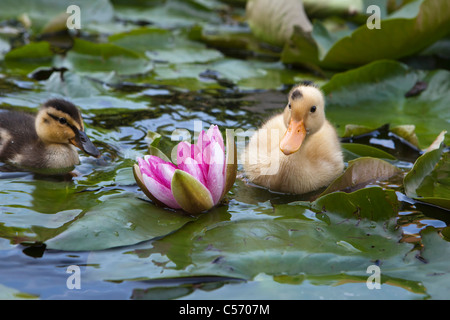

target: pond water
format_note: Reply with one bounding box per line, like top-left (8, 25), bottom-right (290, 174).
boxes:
top-left (0, 0), bottom-right (449, 300)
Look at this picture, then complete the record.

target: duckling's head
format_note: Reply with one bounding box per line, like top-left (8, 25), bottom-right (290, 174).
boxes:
top-left (280, 82), bottom-right (325, 155)
top-left (35, 99), bottom-right (101, 158)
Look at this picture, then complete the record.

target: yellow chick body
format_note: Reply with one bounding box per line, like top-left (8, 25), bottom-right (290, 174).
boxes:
top-left (242, 83), bottom-right (344, 194)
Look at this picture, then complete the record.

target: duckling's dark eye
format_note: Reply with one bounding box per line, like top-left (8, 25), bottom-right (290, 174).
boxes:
top-left (288, 103), bottom-right (291, 110)
top-left (59, 117), bottom-right (67, 124)
top-left (310, 106), bottom-right (317, 113)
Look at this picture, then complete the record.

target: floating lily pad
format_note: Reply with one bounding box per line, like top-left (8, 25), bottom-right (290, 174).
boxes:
top-left (45, 194), bottom-right (195, 251)
top-left (320, 157), bottom-right (401, 196)
top-left (404, 139), bottom-right (450, 209)
top-left (322, 60), bottom-right (450, 148)
top-left (64, 39), bottom-right (153, 76)
top-left (281, 0), bottom-right (450, 69)
top-left (4, 42), bottom-right (54, 74)
top-left (341, 143), bottom-right (397, 161)
top-left (0, 0), bottom-right (114, 32)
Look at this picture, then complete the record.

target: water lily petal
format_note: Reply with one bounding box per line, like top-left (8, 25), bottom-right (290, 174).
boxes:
top-left (143, 155), bottom-right (177, 188)
top-left (222, 128), bottom-right (237, 200)
top-left (204, 141), bottom-right (226, 204)
top-left (137, 157), bottom-right (153, 178)
top-left (171, 169), bottom-right (214, 214)
top-left (133, 164), bottom-right (166, 207)
top-left (177, 141), bottom-right (206, 184)
top-left (177, 141), bottom-right (193, 164)
top-left (178, 157), bottom-right (207, 186)
top-left (196, 130), bottom-right (212, 174)
top-left (207, 125), bottom-right (224, 151)
top-left (154, 163), bottom-right (177, 188)
top-left (142, 173), bottom-right (181, 209)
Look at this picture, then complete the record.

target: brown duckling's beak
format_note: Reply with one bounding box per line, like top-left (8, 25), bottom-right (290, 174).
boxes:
top-left (70, 130), bottom-right (101, 158)
top-left (280, 119), bottom-right (306, 155)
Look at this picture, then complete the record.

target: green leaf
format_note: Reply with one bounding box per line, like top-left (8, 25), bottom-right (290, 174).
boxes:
top-left (404, 147), bottom-right (444, 198)
top-left (154, 187), bottom-right (400, 280)
top-left (109, 27), bottom-right (177, 52)
top-left (146, 130), bottom-right (162, 147)
top-left (312, 186), bottom-right (399, 221)
top-left (81, 189), bottom-right (450, 298)
top-left (65, 39), bottom-right (153, 75)
top-left (282, 0), bottom-right (450, 69)
top-left (341, 124), bottom-right (376, 138)
top-left (322, 60), bottom-right (450, 148)
top-left (222, 128), bottom-right (237, 199)
top-left (341, 143), bottom-right (397, 161)
top-left (404, 136), bottom-right (450, 209)
top-left (171, 169), bottom-right (215, 214)
top-left (320, 157), bottom-right (401, 196)
top-left (45, 194), bottom-right (194, 251)
top-left (4, 41), bottom-right (54, 62)
top-left (390, 125), bottom-right (420, 149)
top-left (0, 0), bottom-right (113, 32)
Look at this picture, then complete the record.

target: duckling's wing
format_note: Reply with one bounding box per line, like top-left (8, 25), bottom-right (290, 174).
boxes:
top-left (0, 111), bottom-right (38, 161)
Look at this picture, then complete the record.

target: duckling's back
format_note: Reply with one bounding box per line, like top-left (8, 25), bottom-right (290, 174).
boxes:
top-left (0, 110), bottom-right (41, 166)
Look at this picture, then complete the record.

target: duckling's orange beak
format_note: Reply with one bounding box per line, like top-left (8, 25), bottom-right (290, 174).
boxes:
top-left (280, 119), bottom-right (306, 155)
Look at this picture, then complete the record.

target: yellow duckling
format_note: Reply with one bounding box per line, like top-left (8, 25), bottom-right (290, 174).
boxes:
top-left (242, 82), bottom-right (344, 194)
top-left (0, 99), bottom-right (100, 173)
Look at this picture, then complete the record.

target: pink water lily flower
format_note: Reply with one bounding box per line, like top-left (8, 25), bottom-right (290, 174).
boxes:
top-left (133, 125), bottom-right (236, 214)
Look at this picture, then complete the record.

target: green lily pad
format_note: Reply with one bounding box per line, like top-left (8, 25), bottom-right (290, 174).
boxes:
top-left (110, 26), bottom-right (224, 65)
top-left (0, 0), bottom-right (113, 32)
top-left (64, 39), bottom-right (153, 75)
top-left (341, 124), bottom-right (377, 138)
top-left (320, 157), bottom-right (401, 196)
top-left (404, 139), bottom-right (450, 209)
top-left (341, 143), bottom-right (397, 161)
top-left (4, 41), bottom-right (54, 73)
top-left (160, 187), bottom-right (401, 279)
top-left (78, 187), bottom-right (450, 298)
top-left (390, 125), bottom-right (420, 149)
top-left (281, 0), bottom-right (450, 69)
top-left (312, 186), bottom-right (399, 220)
top-left (321, 60), bottom-right (450, 148)
top-left (45, 193), bottom-right (194, 251)
top-left (109, 27), bottom-right (179, 52)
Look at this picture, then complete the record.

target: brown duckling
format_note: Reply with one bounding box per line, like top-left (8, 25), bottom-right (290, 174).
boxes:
top-left (0, 99), bottom-right (100, 174)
